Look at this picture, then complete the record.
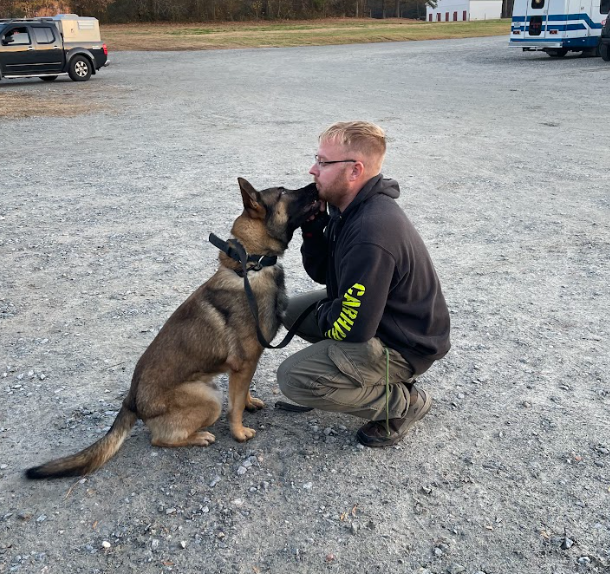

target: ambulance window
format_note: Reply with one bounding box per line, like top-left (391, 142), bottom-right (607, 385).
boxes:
top-left (531, 0), bottom-right (544, 8)
top-left (601, 0), bottom-right (609, 13)
top-left (529, 16), bottom-right (543, 34)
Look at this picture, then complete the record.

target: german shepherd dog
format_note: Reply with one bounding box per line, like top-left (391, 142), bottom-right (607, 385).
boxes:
top-left (26, 178), bottom-right (319, 479)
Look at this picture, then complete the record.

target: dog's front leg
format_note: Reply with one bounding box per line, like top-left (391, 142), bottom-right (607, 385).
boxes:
top-left (228, 362), bottom-right (259, 442)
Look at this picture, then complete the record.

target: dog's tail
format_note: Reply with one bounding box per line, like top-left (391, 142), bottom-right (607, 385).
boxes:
top-left (25, 405), bottom-right (137, 480)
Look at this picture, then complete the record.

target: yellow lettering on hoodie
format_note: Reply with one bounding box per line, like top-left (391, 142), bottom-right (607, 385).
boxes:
top-left (325, 284), bottom-right (366, 340)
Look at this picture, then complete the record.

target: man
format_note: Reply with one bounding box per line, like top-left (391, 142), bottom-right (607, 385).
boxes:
top-left (277, 121), bottom-right (451, 447)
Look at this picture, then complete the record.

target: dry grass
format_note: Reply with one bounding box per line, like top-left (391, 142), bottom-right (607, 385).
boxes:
top-left (101, 18), bottom-right (510, 51)
top-left (0, 91), bottom-right (107, 119)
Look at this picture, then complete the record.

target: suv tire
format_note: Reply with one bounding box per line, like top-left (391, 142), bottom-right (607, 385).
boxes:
top-left (601, 44), bottom-right (610, 62)
top-left (68, 55), bottom-right (92, 81)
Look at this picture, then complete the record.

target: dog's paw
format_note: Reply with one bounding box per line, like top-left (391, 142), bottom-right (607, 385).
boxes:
top-left (232, 426), bottom-right (257, 442)
top-left (192, 431), bottom-right (216, 447)
top-left (245, 397), bottom-right (265, 412)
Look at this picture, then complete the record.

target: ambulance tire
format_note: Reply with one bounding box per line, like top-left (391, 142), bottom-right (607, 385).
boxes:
top-left (600, 44), bottom-right (610, 62)
top-left (546, 49), bottom-right (568, 57)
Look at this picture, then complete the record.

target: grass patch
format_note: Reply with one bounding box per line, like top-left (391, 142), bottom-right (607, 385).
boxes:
top-left (102, 18), bottom-right (510, 51)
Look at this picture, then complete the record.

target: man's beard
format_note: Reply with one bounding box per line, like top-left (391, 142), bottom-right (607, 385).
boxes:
top-left (317, 171), bottom-right (350, 204)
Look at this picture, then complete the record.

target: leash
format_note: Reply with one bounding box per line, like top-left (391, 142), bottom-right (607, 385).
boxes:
top-left (209, 233), bottom-right (317, 350)
top-left (384, 346), bottom-right (391, 436)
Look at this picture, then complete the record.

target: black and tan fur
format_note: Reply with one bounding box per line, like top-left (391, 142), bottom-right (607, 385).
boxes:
top-left (26, 178), bottom-right (319, 479)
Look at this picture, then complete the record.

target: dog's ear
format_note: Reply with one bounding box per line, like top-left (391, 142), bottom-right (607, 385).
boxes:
top-left (238, 177), bottom-right (265, 219)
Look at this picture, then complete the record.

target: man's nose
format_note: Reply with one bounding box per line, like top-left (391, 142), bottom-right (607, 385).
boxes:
top-left (309, 164), bottom-right (319, 176)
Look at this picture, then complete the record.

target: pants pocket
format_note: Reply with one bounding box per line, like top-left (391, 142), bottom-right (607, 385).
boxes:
top-left (327, 339), bottom-right (386, 388)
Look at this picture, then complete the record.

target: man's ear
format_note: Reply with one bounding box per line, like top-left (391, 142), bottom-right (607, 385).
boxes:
top-left (238, 177), bottom-right (265, 219)
top-left (348, 161), bottom-right (366, 181)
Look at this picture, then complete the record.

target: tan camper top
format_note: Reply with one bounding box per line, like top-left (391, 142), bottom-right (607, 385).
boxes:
top-left (53, 14), bottom-right (101, 43)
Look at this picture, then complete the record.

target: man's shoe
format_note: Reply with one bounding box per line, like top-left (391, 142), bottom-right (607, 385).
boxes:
top-left (356, 388), bottom-right (432, 448)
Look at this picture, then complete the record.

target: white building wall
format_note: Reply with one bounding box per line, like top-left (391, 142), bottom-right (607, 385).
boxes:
top-left (426, 0), bottom-right (502, 21)
top-left (426, 0), bottom-right (471, 21)
top-left (468, 0), bottom-right (502, 20)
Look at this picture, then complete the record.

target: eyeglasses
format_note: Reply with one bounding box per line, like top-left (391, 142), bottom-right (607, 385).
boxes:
top-left (314, 155), bottom-right (357, 168)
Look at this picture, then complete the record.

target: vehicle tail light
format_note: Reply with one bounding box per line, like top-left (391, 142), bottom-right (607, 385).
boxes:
top-left (549, 29), bottom-right (558, 34)
top-left (103, 43), bottom-right (108, 55)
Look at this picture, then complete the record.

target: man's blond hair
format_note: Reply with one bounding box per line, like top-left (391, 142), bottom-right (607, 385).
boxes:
top-left (319, 121), bottom-right (386, 172)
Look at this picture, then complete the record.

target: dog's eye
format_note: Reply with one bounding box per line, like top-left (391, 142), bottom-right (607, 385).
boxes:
top-left (279, 189), bottom-right (287, 196)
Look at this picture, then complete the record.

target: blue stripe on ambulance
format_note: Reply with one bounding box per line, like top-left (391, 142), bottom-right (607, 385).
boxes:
top-left (511, 13), bottom-right (603, 29)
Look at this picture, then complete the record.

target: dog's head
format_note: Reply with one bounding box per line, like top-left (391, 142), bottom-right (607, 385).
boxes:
top-left (233, 177), bottom-right (320, 253)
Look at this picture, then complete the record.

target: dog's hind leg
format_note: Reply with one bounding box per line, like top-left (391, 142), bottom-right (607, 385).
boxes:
top-left (146, 380), bottom-right (222, 448)
top-left (228, 361), bottom-right (259, 442)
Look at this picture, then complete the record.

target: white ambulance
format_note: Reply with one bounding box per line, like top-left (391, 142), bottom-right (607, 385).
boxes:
top-left (509, 0), bottom-right (609, 56)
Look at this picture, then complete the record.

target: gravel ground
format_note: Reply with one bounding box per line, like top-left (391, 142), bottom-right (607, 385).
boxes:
top-left (1, 36), bottom-right (609, 574)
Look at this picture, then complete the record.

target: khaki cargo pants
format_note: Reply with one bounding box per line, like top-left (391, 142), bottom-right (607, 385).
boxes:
top-left (277, 290), bottom-right (415, 421)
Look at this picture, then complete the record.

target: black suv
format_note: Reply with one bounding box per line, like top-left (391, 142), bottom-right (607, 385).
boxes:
top-left (602, 16), bottom-right (610, 61)
top-left (0, 16), bottom-right (108, 82)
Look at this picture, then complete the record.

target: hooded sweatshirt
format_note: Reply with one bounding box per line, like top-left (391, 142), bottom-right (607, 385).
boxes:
top-left (301, 174), bottom-right (450, 375)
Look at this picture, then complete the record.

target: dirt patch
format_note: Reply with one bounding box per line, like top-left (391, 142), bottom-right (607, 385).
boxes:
top-left (0, 90), bottom-right (108, 119)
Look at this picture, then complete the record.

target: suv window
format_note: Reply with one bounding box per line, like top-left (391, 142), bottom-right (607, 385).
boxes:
top-left (5, 27), bottom-right (31, 45)
top-left (601, 0), bottom-right (609, 13)
top-left (33, 27), bottom-right (56, 44)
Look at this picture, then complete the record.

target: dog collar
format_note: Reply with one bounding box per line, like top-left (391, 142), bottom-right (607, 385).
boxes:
top-left (209, 233), bottom-right (277, 272)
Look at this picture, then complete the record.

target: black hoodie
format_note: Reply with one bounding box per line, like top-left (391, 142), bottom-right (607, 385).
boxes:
top-left (301, 174), bottom-right (450, 375)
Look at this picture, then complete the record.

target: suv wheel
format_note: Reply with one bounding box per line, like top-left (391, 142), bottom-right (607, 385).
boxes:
top-left (601, 44), bottom-right (610, 62)
top-left (69, 56), bottom-right (92, 82)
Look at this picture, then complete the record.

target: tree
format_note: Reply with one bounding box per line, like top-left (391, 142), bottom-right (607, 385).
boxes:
top-left (0, 0), bottom-right (70, 16)
top-left (71, 0), bottom-right (114, 15)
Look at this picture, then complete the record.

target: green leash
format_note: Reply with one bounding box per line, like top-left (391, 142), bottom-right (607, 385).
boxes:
top-left (384, 346), bottom-right (390, 437)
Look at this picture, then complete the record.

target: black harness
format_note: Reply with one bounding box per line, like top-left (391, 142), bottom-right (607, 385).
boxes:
top-left (209, 233), bottom-right (316, 349)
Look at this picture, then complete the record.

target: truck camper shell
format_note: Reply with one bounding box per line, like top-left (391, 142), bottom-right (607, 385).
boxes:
top-left (52, 14), bottom-right (102, 44)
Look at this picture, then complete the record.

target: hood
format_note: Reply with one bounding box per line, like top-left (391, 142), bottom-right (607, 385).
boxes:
top-left (339, 174), bottom-right (400, 217)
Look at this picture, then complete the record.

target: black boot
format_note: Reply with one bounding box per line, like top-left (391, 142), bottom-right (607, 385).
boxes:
top-left (356, 388), bottom-right (432, 448)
